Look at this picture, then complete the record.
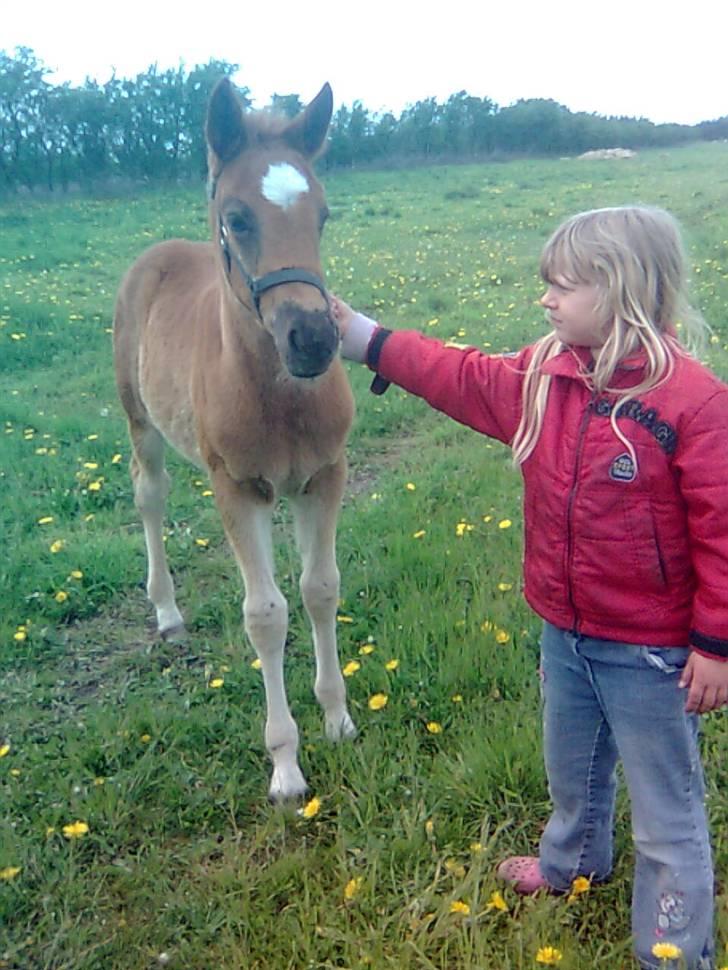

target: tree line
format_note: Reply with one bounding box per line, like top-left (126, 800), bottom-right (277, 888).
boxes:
top-left (2, 46), bottom-right (726, 195)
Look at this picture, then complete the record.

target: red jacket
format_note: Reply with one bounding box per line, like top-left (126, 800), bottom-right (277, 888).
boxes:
top-left (366, 328), bottom-right (728, 661)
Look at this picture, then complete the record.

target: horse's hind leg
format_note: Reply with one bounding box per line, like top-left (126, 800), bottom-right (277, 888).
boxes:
top-left (128, 419), bottom-right (185, 640)
top-left (292, 458), bottom-right (356, 742)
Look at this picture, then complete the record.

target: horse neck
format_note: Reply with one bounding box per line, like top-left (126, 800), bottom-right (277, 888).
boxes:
top-left (218, 289), bottom-right (284, 385)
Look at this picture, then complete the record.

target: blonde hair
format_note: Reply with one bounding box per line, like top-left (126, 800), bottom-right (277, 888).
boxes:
top-left (511, 206), bottom-right (708, 466)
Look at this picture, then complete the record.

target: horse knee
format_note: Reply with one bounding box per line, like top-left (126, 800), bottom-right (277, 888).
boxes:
top-left (300, 570), bottom-right (339, 620)
top-left (244, 594), bottom-right (288, 650)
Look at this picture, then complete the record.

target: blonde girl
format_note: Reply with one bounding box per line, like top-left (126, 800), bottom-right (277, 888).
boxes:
top-left (332, 206), bottom-right (728, 970)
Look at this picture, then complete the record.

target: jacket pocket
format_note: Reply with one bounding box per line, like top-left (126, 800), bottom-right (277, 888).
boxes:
top-left (623, 497), bottom-right (667, 590)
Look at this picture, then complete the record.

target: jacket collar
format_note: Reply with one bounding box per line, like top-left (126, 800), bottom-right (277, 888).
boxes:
top-left (540, 344), bottom-right (649, 381)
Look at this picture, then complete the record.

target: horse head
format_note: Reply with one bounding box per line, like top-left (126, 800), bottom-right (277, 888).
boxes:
top-left (206, 78), bottom-right (339, 379)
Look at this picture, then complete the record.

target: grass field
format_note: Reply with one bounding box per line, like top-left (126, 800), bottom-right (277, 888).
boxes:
top-left (1, 142), bottom-right (728, 969)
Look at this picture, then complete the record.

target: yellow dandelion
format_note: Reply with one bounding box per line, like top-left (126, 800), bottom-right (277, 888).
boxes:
top-left (445, 859), bottom-right (466, 878)
top-left (342, 660), bottom-right (361, 677)
top-left (385, 658), bottom-right (399, 671)
top-left (38, 516), bottom-right (54, 525)
top-left (14, 628), bottom-right (27, 642)
top-left (62, 820), bottom-right (89, 839)
top-left (88, 480), bottom-right (103, 492)
top-left (569, 876), bottom-right (591, 897)
top-left (46, 826), bottom-right (55, 837)
top-left (0, 867), bottom-right (21, 881)
top-left (535, 946), bottom-right (563, 965)
top-left (300, 796), bottom-right (321, 819)
top-left (202, 489), bottom-right (213, 497)
top-left (412, 529), bottom-right (426, 539)
top-left (359, 644), bottom-right (375, 656)
top-left (480, 620), bottom-right (494, 633)
top-left (111, 453), bottom-right (122, 464)
top-left (497, 582), bottom-right (513, 591)
top-left (195, 538), bottom-right (209, 548)
top-left (486, 890), bottom-right (508, 912)
top-left (0, 743), bottom-right (11, 759)
top-left (344, 876), bottom-right (363, 900)
top-left (449, 900), bottom-right (470, 916)
top-left (336, 614), bottom-right (353, 623)
top-left (368, 693), bottom-right (388, 711)
top-left (495, 629), bottom-right (510, 644)
top-left (54, 590), bottom-right (68, 603)
top-left (83, 462), bottom-right (98, 470)
top-left (451, 693), bottom-right (463, 703)
top-left (69, 570), bottom-right (83, 580)
top-left (209, 677), bottom-right (224, 689)
top-left (483, 514), bottom-right (493, 523)
top-left (425, 819), bottom-right (435, 837)
top-left (50, 539), bottom-right (64, 554)
top-left (426, 721), bottom-right (442, 734)
top-left (405, 482), bottom-right (416, 491)
top-left (251, 657), bottom-right (262, 670)
top-left (94, 777), bottom-right (106, 786)
top-left (498, 519), bottom-right (512, 529)
top-left (651, 943), bottom-right (683, 961)
top-left (140, 734), bottom-right (152, 744)
top-left (470, 841), bottom-right (483, 853)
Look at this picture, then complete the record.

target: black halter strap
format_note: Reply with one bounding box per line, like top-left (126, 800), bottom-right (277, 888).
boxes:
top-left (218, 217), bottom-right (328, 316)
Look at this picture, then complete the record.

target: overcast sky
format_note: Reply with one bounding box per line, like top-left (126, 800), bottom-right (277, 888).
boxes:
top-left (4, 0), bottom-right (726, 125)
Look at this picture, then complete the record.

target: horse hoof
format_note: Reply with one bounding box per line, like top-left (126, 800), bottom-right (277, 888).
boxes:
top-left (160, 623), bottom-right (187, 644)
top-left (268, 765), bottom-right (308, 803)
top-left (326, 711), bottom-right (357, 742)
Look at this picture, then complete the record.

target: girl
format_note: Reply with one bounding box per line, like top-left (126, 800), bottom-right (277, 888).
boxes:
top-left (332, 206), bottom-right (728, 970)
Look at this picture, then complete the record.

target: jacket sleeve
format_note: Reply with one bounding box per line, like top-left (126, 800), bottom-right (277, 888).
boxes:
top-left (674, 385), bottom-right (728, 660)
top-left (370, 328), bottom-right (530, 445)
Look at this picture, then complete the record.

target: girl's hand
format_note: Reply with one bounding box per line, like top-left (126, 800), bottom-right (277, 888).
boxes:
top-left (329, 293), bottom-right (378, 363)
top-left (330, 295), bottom-right (355, 335)
top-left (680, 652), bottom-right (728, 713)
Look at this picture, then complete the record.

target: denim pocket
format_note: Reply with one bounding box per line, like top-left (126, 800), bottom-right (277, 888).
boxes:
top-left (640, 646), bottom-right (688, 675)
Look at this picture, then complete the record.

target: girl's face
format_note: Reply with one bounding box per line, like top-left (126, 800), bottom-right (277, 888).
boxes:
top-left (540, 276), bottom-right (605, 348)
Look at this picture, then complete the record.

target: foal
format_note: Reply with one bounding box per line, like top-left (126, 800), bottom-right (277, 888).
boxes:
top-left (113, 79), bottom-right (355, 800)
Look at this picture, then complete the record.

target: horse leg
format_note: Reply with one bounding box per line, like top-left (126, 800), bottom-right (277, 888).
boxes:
top-left (211, 469), bottom-right (306, 801)
top-left (291, 459), bottom-right (356, 742)
top-left (128, 419), bottom-right (185, 640)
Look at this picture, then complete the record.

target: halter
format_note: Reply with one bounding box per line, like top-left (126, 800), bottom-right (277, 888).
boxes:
top-left (210, 160), bottom-right (328, 317)
top-left (217, 217), bottom-right (329, 317)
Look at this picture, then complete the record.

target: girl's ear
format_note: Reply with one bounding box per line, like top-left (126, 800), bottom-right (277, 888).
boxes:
top-left (283, 83), bottom-right (333, 158)
top-left (206, 78), bottom-right (248, 165)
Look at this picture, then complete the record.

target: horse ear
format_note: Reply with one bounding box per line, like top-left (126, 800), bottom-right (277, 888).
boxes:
top-left (284, 83), bottom-right (333, 158)
top-left (206, 78), bottom-right (248, 164)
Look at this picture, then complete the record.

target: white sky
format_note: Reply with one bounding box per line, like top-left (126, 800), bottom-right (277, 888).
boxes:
top-left (4, 0), bottom-right (727, 125)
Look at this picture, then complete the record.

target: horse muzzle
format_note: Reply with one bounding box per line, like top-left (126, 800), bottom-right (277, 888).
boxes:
top-left (274, 305), bottom-right (339, 378)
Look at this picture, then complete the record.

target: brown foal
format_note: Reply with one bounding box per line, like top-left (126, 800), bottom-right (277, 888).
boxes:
top-left (113, 79), bottom-right (355, 800)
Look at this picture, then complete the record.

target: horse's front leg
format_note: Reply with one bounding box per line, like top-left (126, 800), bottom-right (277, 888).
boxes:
top-left (292, 457), bottom-right (356, 742)
top-left (212, 470), bottom-right (307, 801)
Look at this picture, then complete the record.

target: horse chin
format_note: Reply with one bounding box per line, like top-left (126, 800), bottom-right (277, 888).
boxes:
top-left (285, 352), bottom-right (335, 380)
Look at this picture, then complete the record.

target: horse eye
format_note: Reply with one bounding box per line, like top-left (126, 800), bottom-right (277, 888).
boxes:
top-left (228, 212), bottom-right (253, 236)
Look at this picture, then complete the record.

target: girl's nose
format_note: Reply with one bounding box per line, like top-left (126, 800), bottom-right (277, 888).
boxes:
top-left (540, 288), bottom-right (555, 307)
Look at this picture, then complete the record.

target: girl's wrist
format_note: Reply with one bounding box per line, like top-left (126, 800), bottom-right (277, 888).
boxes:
top-left (340, 312), bottom-right (378, 363)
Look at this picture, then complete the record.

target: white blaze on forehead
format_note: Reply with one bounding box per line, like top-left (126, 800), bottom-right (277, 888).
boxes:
top-left (261, 163), bottom-right (310, 210)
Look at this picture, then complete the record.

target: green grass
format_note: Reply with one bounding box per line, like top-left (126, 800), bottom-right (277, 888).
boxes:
top-left (2, 143), bottom-right (728, 969)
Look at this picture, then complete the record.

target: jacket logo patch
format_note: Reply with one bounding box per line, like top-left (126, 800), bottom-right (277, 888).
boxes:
top-left (609, 452), bottom-right (637, 482)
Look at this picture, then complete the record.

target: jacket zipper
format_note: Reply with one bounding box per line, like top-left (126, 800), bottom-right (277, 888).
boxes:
top-left (566, 396), bottom-right (595, 633)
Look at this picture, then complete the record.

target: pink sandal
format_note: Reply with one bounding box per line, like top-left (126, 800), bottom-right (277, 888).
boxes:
top-left (497, 856), bottom-right (554, 894)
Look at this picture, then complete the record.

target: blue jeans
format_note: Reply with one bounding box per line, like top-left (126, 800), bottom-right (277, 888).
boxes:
top-left (539, 623), bottom-right (714, 970)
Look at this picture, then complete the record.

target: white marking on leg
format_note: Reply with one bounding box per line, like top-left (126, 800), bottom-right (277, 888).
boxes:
top-left (261, 163), bottom-right (309, 210)
top-left (131, 427), bottom-right (184, 638)
top-left (292, 481), bottom-right (355, 743)
top-left (216, 485), bottom-right (307, 800)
